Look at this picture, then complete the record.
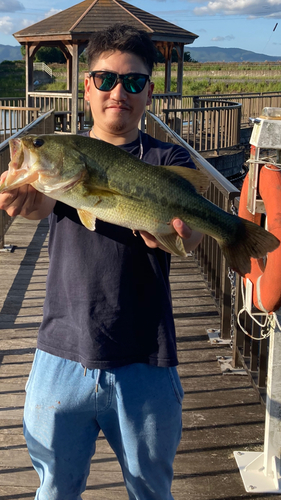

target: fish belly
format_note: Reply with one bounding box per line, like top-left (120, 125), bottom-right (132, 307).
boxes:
top-left (49, 185), bottom-right (175, 235)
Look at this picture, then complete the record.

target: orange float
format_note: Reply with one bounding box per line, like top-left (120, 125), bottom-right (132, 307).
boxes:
top-left (238, 162), bottom-right (281, 313)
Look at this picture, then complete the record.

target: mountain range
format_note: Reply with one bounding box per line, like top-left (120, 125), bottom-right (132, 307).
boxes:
top-left (186, 46), bottom-right (281, 63)
top-left (0, 43), bottom-right (280, 64)
top-left (0, 44), bottom-right (22, 63)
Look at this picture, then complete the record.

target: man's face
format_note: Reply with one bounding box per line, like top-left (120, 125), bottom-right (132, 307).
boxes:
top-left (84, 50), bottom-right (154, 137)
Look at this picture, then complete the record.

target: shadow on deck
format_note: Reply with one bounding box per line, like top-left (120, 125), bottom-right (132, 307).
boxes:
top-left (0, 218), bottom-right (274, 500)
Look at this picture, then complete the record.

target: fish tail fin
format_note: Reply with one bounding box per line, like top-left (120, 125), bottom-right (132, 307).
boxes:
top-left (220, 218), bottom-right (279, 276)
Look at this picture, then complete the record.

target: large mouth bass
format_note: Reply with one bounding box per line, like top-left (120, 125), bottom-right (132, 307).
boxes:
top-left (0, 133), bottom-right (279, 276)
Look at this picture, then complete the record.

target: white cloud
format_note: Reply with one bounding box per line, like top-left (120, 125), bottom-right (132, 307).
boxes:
top-left (44, 8), bottom-right (62, 18)
top-left (0, 7), bottom-right (62, 37)
top-left (193, 0), bottom-right (281, 18)
top-left (211, 35), bottom-right (235, 41)
top-left (0, 0), bottom-right (24, 13)
top-left (0, 16), bottom-right (14, 34)
top-left (0, 14), bottom-right (32, 36)
top-left (20, 18), bottom-right (35, 28)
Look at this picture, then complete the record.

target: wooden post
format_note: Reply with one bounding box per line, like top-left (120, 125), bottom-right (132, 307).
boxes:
top-left (164, 43), bottom-right (173, 93)
top-left (176, 43), bottom-right (184, 95)
top-left (71, 43), bottom-right (79, 134)
top-left (25, 42), bottom-right (35, 121)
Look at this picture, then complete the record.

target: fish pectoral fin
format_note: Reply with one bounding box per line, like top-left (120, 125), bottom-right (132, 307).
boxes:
top-left (154, 232), bottom-right (187, 257)
top-left (77, 209), bottom-right (97, 231)
top-left (162, 166), bottom-right (209, 194)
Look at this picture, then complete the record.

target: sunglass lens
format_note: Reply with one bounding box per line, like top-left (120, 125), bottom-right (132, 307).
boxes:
top-left (124, 75), bottom-right (147, 93)
top-left (94, 72), bottom-right (116, 91)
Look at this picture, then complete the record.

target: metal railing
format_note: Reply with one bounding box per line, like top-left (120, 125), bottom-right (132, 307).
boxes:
top-left (161, 99), bottom-right (241, 154)
top-left (0, 110), bottom-right (55, 249)
top-left (0, 106), bottom-right (41, 142)
top-left (146, 110), bottom-right (240, 339)
top-left (183, 92), bottom-right (281, 126)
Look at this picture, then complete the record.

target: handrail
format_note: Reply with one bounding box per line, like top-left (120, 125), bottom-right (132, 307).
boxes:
top-left (146, 110), bottom-right (239, 339)
top-left (147, 111), bottom-right (239, 196)
top-left (0, 106), bottom-right (41, 142)
top-left (33, 62), bottom-right (53, 78)
top-left (0, 109), bottom-right (55, 249)
top-left (183, 92), bottom-right (281, 126)
top-left (161, 101), bottom-right (242, 154)
top-left (27, 91), bottom-right (89, 130)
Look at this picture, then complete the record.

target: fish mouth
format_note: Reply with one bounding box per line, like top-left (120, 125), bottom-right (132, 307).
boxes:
top-left (9, 138), bottom-right (24, 168)
top-left (0, 138), bottom-right (39, 193)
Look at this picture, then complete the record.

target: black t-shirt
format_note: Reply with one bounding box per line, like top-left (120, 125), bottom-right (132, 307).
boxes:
top-left (37, 131), bottom-right (195, 369)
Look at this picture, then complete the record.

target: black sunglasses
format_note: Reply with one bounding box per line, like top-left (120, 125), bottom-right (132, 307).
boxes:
top-left (88, 70), bottom-right (150, 94)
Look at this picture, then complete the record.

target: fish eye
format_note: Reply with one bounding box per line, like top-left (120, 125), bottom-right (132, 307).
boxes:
top-left (33, 138), bottom-right (44, 148)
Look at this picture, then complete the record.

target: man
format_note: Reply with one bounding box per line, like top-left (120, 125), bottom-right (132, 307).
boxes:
top-left (0, 24), bottom-right (202, 500)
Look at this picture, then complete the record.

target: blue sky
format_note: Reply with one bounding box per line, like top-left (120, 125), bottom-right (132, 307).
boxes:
top-left (0, 0), bottom-right (281, 57)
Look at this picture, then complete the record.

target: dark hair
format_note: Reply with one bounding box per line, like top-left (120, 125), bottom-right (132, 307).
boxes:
top-left (86, 24), bottom-right (157, 75)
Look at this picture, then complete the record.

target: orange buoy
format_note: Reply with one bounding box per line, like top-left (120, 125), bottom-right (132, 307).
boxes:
top-left (238, 164), bottom-right (281, 312)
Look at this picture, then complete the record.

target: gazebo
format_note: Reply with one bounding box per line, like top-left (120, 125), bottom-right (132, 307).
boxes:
top-left (13, 0), bottom-right (198, 132)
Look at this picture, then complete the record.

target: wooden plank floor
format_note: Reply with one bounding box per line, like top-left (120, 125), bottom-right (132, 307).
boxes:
top-left (0, 217), bottom-right (275, 500)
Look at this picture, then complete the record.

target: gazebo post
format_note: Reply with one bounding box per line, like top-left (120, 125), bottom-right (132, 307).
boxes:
top-left (25, 42), bottom-right (37, 125)
top-left (175, 43), bottom-right (184, 95)
top-left (25, 43), bottom-right (35, 107)
top-left (71, 43), bottom-right (79, 134)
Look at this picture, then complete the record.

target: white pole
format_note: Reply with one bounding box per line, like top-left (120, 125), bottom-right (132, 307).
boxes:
top-left (234, 311), bottom-right (281, 493)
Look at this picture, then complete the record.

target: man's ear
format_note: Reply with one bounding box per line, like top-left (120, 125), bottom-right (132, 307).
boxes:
top-left (146, 81), bottom-right (154, 106)
top-left (84, 74), bottom-right (91, 101)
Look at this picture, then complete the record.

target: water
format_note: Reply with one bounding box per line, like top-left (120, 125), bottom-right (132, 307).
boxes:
top-left (1, 109), bottom-right (23, 129)
top-left (0, 110), bottom-right (26, 142)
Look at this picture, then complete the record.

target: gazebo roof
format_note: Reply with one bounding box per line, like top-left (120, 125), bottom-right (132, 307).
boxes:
top-left (13, 0), bottom-right (198, 44)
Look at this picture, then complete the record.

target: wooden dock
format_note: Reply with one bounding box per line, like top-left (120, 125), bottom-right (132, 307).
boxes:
top-left (0, 217), bottom-right (274, 500)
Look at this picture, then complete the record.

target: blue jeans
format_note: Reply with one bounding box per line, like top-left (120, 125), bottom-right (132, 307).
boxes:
top-left (23, 349), bottom-right (183, 500)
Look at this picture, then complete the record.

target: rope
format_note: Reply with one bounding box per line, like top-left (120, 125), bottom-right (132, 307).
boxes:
top-left (237, 277), bottom-right (281, 340)
top-left (246, 157), bottom-right (281, 171)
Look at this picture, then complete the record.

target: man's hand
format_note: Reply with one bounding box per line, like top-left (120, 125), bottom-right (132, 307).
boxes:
top-left (139, 218), bottom-right (203, 254)
top-left (0, 171), bottom-right (55, 219)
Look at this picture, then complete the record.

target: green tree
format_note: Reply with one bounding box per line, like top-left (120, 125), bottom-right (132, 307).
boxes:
top-left (156, 48), bottom-right (197, 64)
top-left (35, 47), bottom-right (66, 64)
top-left (184, 51), bottom-right (197, 63)
top-left (20, 46), bottom-right (65, 63)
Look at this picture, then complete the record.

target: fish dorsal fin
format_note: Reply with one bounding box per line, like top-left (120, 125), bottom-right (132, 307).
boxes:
top-left (77, 209), bottom-right (97, 231)
top-left (162, 166), bottom-right (209, 194)
top-left (154, 232), bottom-right (187, 257)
